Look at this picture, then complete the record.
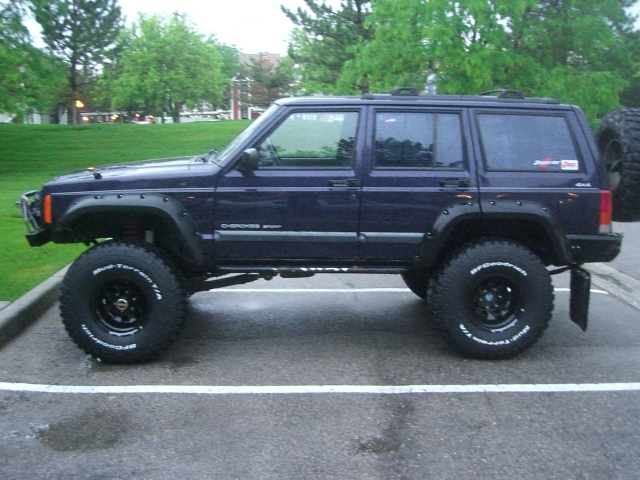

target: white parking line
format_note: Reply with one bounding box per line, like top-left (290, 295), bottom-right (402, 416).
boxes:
top-left (211, 288), bottom-right (609, 294)
top-left (1, 382), bottom-right (637, 395)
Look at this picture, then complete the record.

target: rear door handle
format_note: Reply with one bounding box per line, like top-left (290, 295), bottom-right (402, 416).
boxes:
top-left (440, 179), bottom-right (470, 188)
top-left (329, 179), bottom-right (360, 187)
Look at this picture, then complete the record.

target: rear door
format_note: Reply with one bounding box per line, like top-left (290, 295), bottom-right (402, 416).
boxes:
top-left (359, 106), bottom-right (479, 261)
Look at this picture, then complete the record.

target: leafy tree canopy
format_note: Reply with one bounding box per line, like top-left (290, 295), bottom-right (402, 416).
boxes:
top-left (30, 0), bottom-right (123, 122)
top-left (239, 54), bottom-right (296, 108)
top-left (110, 14), bottom-right (227, 122)
top-left (282, 0), bottom-right (373, 94)
top-left (298, 0), bottom-right (638, 123)
top-left (0, 0), bottom-right (66, 120)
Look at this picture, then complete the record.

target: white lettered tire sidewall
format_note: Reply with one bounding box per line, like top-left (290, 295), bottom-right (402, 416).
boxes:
top-left (60, 240), bottom-right (187, 363)
top-left (428, 241), bottom-right (554, 359)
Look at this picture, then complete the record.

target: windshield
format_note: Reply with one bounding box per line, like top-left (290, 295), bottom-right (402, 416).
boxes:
top-left (215, 104), bottom-right (280, 165)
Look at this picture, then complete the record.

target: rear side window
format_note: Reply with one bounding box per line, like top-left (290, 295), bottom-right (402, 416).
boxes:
top-left (477, 113), bottom-right (580, 172)
top-left (374, 112), bottom-right (464, 169)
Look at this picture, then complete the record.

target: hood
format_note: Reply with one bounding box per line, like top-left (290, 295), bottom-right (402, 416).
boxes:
top-left (45, 155), bottom-right (221, 191)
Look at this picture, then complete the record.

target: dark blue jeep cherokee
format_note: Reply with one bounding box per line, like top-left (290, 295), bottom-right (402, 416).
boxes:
top-left (20, 88), bottom-right (635, 363)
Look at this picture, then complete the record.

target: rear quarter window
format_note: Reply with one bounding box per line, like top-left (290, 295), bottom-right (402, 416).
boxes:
top-left (477, 113), bottom-right (581, 172)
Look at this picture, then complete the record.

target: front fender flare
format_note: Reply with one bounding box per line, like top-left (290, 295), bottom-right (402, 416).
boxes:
top-left (53, 193), bottom-right (208, 271)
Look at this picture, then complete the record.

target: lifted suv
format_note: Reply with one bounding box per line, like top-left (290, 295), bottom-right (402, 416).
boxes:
top-left (19, 88), bottom-right (629, 363)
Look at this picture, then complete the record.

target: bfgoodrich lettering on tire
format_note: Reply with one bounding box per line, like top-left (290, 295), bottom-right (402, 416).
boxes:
top-left (427, 240), bottom-right (554, 359)
top-left (59, 239), bottom-right (187, 363)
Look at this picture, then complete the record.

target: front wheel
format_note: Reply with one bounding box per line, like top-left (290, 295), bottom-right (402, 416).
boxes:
top-left (428, 240), bottom-right (554, 359)
top-left (401, 268), bottom-right (429, 299)
top-left (59, 239), bottom-right (187, 363)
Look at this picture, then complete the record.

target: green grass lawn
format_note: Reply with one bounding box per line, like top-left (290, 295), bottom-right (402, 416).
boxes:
top-left (0, 120), bottom-right (250, 302)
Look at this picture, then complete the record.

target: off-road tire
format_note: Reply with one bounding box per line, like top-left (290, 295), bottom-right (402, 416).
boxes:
top-left (59, 239), bottom-right (188, 363)
top-left (596, 108), bottom-right (640, 222)
top-left (427, 240), bottom-right (554, 359)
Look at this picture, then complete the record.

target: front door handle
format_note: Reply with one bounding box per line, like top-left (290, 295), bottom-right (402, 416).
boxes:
top-left (329, 179), bottom-right (360, 187)
top-left (440, 179), bottom-right (470, 188)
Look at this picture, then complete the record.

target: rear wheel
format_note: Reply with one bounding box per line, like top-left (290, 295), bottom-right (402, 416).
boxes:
top-left (428, 240), bottom-right (554, 359)
top-left (60, 239), bottom-right (187, 363)
top-left (596, 108), bottom-right (640, 222)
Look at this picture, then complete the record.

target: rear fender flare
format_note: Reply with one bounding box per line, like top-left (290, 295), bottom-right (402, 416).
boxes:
top-left (415, 199), bottom-right (572, 269)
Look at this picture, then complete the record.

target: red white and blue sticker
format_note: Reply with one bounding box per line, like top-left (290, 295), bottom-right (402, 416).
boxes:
top-left (561, 159), bottom-right (579, 170)
top-left (533, 158), bottom-right (579, 170)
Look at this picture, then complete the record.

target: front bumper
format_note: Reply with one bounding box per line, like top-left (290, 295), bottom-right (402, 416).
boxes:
top-left (567, 234), bottom-right (622, 264)
top-left (18, 190), bottom-right (51, 247)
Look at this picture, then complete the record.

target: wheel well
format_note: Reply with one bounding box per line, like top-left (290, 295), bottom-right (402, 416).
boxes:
top-left (60, 211), bottom-right (206, 276)
top-left (435, 219), bottom-right (559, 267)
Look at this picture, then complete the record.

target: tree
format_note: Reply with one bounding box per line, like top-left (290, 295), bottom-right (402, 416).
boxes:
top-left (282, 0), bottom-right (372, 94)
top-left (240, 54), bottom-right (296, 108)
top-left (345, 0), bottom-right (636, 122)
top-left (0, 0), bottom-right (66, 121)
top-left (30, 0), bottom-right (123, 123)
top-left (110, 14), bottom-right (227, 123)
top-left (211, 41), bottom-right (241, 110)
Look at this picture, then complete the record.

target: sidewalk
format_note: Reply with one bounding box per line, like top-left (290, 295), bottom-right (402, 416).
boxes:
top-left (1, 222), bottom-right (639, 346)
top-left (585, 222), bottom-right (640, 311)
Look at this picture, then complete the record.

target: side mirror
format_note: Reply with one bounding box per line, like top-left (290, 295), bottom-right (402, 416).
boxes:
top-left (237, 148), bottom-right (259, 173)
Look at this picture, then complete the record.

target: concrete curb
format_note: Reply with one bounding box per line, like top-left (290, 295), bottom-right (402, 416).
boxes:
top-left (585, 263), bottom-right (640, 312)
top-left (0, 265), bottom-right (69, 347)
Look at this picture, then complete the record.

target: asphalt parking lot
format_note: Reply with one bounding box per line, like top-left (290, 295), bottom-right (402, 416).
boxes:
top-left (2, 271), bottom-right (640, 479)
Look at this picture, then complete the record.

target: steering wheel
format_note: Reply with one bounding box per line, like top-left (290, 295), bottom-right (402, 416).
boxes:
top-left (260, 137), bottom-right (282, 166)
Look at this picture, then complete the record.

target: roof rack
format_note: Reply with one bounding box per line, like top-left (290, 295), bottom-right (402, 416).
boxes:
top-left (480, 89), bottom-right (526, 99)
top-left (358, 87), bottom-right (559, 104)
top-left (389, 86), bottom-right (419, 96)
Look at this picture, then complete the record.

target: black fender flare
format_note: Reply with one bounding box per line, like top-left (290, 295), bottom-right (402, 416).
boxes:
top-left (415, 199), bottom-right (572, 269)
top-left (53, 193), bottom-right (209, 271)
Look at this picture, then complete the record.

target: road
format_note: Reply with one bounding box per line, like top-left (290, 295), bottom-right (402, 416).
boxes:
top-left (1, 270), bottom-right (640, 479)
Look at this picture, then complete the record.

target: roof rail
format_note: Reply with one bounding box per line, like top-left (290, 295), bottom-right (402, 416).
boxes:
top-left (389, 86), bottom-right (419, 96)
top-left (480, 89), bottom-right (526, 99)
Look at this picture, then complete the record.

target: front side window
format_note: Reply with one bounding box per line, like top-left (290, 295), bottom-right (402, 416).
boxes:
top-left (477, 113), bottom-right (580, 172)
top-left (257, 111), bottom-right (359, 169)
top-left (374, 111), bottom-right (464, 169)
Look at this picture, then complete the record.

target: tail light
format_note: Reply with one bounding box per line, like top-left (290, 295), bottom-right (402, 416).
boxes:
top-left (599, 190), bottom-right (612, 234)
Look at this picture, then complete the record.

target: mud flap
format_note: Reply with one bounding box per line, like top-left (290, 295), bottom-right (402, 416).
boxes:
top-left (570, 266), bottom-right (591, 331)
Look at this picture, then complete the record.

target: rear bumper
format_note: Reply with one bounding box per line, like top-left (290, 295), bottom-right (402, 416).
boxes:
top-left (567, 234), bottom-right (622, 264)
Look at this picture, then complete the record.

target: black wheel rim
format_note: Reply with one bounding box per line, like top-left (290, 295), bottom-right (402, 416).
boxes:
top-left (94, 280), bottom-right (147, 335)
top-left (603, 138), bottom-right (622, 191)
top-left (471, 276), bottom-right (521, 332)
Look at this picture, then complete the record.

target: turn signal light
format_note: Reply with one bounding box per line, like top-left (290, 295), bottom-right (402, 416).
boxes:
top-left (43, 194), bottom-right (52, 224)
top-left (600, 190), bottom-right (612, 234)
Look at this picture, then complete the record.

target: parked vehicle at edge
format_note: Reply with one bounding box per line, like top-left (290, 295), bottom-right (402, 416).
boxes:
top-left (19, 88), bottom-right (640, 363)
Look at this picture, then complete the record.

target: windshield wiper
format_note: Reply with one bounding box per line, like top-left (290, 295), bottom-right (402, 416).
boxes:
top-left (196, 149), bottom-right (220, 165)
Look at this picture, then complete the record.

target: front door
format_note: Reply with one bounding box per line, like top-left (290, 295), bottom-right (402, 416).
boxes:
top-left (214, 108), bottom-right (363, 261)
